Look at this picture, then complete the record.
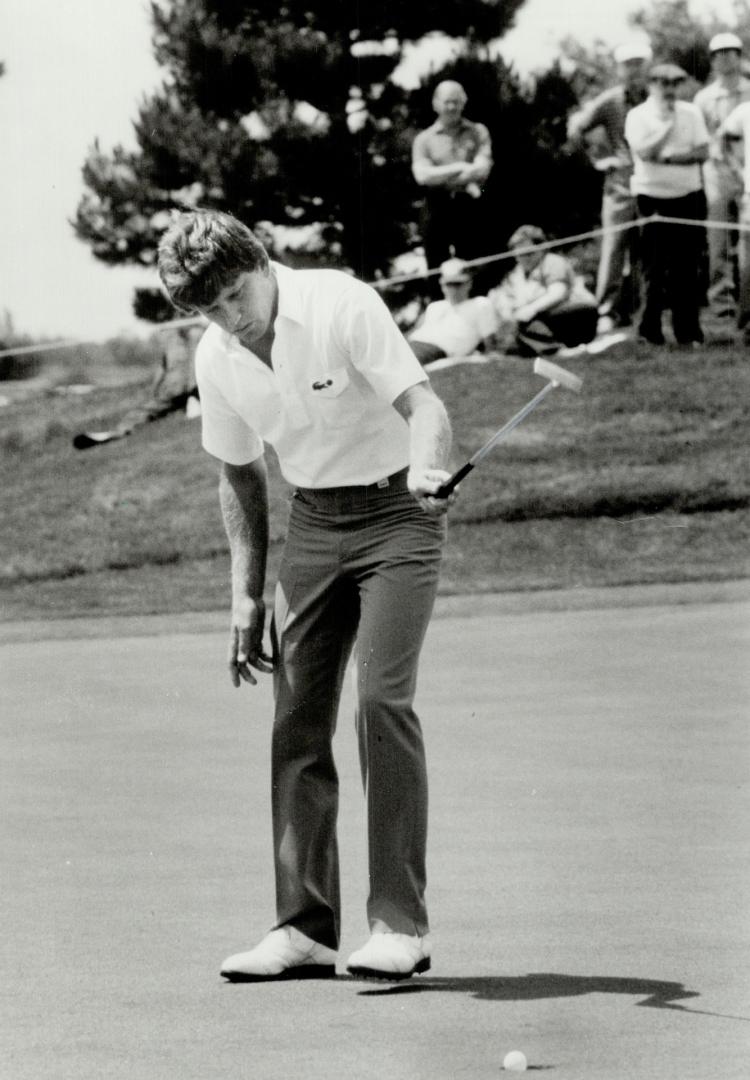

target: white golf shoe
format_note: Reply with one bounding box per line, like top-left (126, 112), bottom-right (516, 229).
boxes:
top-left (346, 932), bottom-right (432, 981)
top-left (220, 926), bottom-right (337, 982)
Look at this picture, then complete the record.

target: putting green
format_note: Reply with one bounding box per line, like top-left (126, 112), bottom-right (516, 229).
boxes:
top-left (1, 588), bottom-right (748, 1079)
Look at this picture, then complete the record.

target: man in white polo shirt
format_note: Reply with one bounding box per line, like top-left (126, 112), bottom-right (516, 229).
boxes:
top-left (694, 32), bottom-right (750, 321)
top-left (157, 210), bottom-right (453, 984)
top-left (408, 257), bottom-right (498, 364)
top-left (625, 63), bottom-right (709, 345)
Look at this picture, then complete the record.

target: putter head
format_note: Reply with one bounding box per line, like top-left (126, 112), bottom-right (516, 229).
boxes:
top-left (533, 357), bottom-right (583, 393)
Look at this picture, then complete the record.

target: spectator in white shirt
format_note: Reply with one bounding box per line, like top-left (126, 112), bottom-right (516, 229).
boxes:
top-left (408, 258), bottom-right (498, 365)
top-left (625, 63), bottom-right (709, 345)
top-left (693, 32), bottom-right (750, 320)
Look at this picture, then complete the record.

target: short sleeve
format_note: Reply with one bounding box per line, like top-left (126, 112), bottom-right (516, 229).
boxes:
top-left (538, 253), bottom-right (573, 288)
top-left (334, 279), bottom-right (428, 402)
top-left (195, 337), bottom-right (264, 466)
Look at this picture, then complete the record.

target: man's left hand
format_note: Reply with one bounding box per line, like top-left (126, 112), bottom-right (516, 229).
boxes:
top-left (407, 467), bottom-right (455, 515)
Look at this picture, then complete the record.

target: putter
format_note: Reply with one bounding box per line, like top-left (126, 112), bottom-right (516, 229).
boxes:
top-left (434, 357), bottom-right (583, 498)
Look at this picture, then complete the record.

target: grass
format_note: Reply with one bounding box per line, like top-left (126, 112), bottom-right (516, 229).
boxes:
top-left (0, 337), bottom-right (748, 621)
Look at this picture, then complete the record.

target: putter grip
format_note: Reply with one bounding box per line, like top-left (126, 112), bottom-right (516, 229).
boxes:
top-left (435, 461), bottom-right (474, 499)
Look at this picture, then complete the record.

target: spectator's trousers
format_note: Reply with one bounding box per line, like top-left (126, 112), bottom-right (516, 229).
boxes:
top-left (636, 190), bottom-right (706, 344)
top-left (422, 189), bottom-right (484, 269)
top-left (597, 184), bottom-right (640, 323)
top-left (270, 470), bottom-right (445, 949)
top-left (703, 161), bottom-right (742, 317)
top-left (736, 192), bottom-right (750, 331)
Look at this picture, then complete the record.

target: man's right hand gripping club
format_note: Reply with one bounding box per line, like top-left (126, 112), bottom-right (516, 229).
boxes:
top-left (229, 595), bottom-right (275, 688)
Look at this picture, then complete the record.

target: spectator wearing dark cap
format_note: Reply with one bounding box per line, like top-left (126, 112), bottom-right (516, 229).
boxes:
top-left (625, 64), bottom-right (710, 345)
top-left (495, 225), bottom-right (598, 356)
top-left (408, 258), bottom-right (498, 366)
top-left (567, 39), bottom-right (652, 334)
top-left (693, 32), bottom-right (750, 321)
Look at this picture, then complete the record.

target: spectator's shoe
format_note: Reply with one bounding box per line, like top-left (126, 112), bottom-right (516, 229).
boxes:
top-left (586, 329), bottom-right (631, 354)
top-left (346, 932), bottom-right (432, 981)
top-left (220, 927), bottom-right (337, 982)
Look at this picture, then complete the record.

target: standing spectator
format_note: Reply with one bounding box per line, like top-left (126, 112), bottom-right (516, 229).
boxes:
top-left (567, 39), bottom-right (652, 335)
top-left (625, 64), bottom-right (709, 346)
top-left (693, 32), bottom-right (750, 321)
top-left (716, 96), bottom-right (750, 341)
top-left (408, 258), bottom-right (498, 365)
top-left (411, 81), bottom-right (493, 274)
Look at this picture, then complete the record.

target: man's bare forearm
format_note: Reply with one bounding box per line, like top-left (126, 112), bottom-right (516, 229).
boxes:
top-left (219, 460), bottom-right (269, 605)
top-left (393, 384), bottom-right (452, 471)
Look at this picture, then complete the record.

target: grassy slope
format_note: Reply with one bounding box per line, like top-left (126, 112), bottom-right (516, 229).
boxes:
top-left (1, 340), bottom-right (748, 620)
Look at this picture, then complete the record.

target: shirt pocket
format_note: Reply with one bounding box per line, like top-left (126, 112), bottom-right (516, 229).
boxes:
top-left (308, 367), bottom-right (367, 426)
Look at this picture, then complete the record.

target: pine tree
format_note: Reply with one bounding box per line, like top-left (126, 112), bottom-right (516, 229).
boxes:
top-left (74, 1), bottom-right (527, 289)
top-left (73, 1), bottom-right (604, 309)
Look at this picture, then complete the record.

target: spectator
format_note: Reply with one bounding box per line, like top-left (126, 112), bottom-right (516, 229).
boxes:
top-left (693, 32), bottom-right (750, 322)
top-left (716, 95), bottom-right (750, 341)
top-left (492, 226), bottom-right (598, 356)
top-left (408, 258), bottom-right (498, 365)
top-left (625, 64), bottom-right (709, 346)
top-left (411, 81), bottom-right (493, 274)
top-left (72, 323), bottom-right (204, 450)
top-left (567, 39), bottom-right (652, 335)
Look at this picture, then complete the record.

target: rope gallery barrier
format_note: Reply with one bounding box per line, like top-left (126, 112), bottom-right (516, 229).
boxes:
top-left (0, 212), bottom-right (746, 361)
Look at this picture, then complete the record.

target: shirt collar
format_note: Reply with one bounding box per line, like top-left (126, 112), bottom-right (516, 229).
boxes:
top-left (432, 116), bottom-right (471, 135)
top-left (271, 261), bottom-right (304, 325)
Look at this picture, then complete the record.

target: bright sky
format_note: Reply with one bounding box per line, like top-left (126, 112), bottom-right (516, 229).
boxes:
top-left (0, 0), bottom-right (740, 341)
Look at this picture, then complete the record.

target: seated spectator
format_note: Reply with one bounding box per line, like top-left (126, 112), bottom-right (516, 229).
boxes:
top-left (408, 258), bottom-right (499, 365)
top-left (492, 226), bottom-right (598, 356)
top-left (72, 323), bottom-right (204, 449)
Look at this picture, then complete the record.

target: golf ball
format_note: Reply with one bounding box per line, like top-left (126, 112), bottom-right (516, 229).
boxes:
top-left (503, 1050), bottom-right (527, 1072)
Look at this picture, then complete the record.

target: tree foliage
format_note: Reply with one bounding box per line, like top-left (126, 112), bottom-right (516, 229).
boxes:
top-left (75, 0), bottom-right (612, 305)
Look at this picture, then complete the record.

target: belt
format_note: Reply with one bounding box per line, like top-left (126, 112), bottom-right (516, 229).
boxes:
top-left (295, 467), bottom-right (409, 502)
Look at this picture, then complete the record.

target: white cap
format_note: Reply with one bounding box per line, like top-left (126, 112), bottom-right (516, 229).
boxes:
top-left (613, 40), bottom-right (653, 64)
top-left (439, 257), bottom-right (471, 283)
top-left (709, 32), bottom-right (743, 53)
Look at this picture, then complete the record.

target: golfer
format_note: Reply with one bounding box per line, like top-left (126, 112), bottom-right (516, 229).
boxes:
top-left (157, 210), bottom-right (454, 982)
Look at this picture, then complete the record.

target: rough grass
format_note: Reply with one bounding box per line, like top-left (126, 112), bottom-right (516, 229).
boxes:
top-left (0, 337), bottom-right (748, 620)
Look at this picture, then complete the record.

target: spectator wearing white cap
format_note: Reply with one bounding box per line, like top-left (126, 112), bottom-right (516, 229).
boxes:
top-left (408, 258), bottom-right (499, 365)
top-left (567, 39), bottom-right (652, 335)
top-left (693, 31), bottom-right (750, 320)
top-left (625, 63), bottom-right (710, 345)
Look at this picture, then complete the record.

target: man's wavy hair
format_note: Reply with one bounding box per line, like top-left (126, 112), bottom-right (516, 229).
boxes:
top-left (158, 209), bottom-right (269, 312)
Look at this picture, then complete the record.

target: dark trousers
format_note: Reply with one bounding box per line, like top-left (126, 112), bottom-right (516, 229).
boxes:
top-left (269, 471), bottom-right (445, 949)
top-left (636, 190), bottom-right (706, 344)
top-left (516, 307), bottom-right (598, 356)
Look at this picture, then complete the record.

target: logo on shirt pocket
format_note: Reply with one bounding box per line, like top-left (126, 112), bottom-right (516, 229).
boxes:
top-left (309, 367), bottom-right (366, 426)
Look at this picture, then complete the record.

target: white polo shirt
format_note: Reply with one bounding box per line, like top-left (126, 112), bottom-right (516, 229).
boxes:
top-left (409, 296), bottom-right (497, 356)
top-left (195, 262), bottom-right (428, 487)
top-left (625, 98), bottom-right (709, 198)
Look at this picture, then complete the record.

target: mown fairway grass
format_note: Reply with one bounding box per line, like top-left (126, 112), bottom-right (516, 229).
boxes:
top-left (1, 338), bottom-right (748, 621)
